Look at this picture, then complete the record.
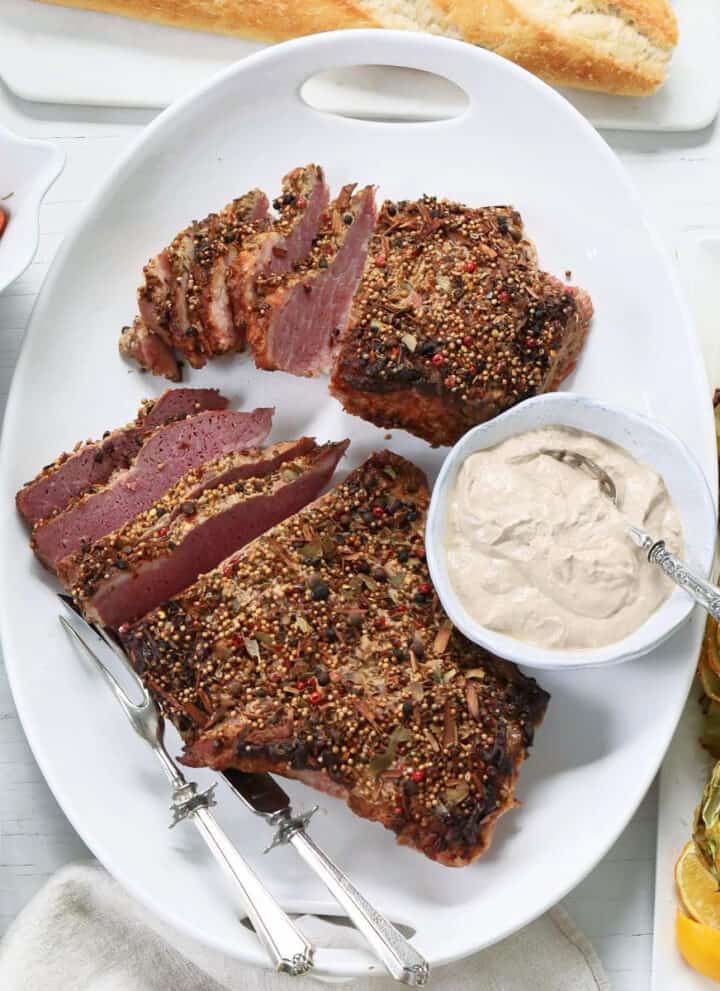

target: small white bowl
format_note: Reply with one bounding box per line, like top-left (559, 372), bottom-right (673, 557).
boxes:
top-left (426, 393), bottom-right (718, 670)
top-left (0, 125), bottom-right (64, 294)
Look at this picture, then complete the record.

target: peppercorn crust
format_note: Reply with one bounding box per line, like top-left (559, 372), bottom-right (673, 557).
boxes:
top-left (122, 451), bottom-right (549, 866)
top-left (330, 197), bottom-right (592, 447)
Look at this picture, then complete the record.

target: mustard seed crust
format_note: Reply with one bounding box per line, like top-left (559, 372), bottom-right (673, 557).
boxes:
top-left (123, 451), bottom-right (549, 866)
top-left (330, 197), bottom-right (592, 446)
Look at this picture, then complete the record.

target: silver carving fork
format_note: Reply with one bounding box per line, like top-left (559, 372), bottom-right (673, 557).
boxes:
top-left (58, 596), bottom-right (429, 987)
top-left (58, 602), bottom-right (314, 978)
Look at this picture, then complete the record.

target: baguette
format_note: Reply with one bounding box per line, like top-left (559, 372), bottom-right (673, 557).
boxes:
top-left (35, 0), bottom-right (678, 96)
top-left (34, 0), bottom-right (380, 42)
top-left (441, 0), bottom-right (678, 96)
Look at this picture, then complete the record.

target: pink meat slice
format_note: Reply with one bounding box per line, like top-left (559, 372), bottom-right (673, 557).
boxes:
top-left (58, 437), bottom-right (317, 588)
top-left (119, 317), bottom-right (181, 382)
top-left (138, 251), bottom-right (174, 344)
top-left (32, 408), bottom-right (273, 570)
top-left (185, 191), bottom-right (270, 360)
top-left (16, 388), bottom-right (227, 526)
top-left (74, 440), bottom-right (348, 628)
top-left (228, 165), bottom-right (329, 334)
top-left (250, 185), bottom-right (376, 376)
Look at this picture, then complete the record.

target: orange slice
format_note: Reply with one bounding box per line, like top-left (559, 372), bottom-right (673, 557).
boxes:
top-left (676, 841), bottom-right (720, 927)
top-left (676, 910), bottom-right (720, 981)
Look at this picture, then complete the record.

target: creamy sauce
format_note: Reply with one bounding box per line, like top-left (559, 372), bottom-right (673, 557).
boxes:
top-left (445, 426), bottom-right (683, 650)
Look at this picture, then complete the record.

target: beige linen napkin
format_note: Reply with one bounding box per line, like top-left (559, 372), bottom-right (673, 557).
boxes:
top-left (0, 860), bottom-right (608, 990)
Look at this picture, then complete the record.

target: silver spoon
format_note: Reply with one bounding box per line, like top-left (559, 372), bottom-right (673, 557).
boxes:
top-left (537, 448), bottom-right (720, 622)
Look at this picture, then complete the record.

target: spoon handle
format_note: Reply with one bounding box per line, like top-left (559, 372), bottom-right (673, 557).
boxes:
top-left (644, 539), bottom-right (720, 622)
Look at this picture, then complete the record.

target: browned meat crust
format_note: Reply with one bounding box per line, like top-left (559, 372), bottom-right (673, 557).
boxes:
top-left (123, 451), bottom-right (549, 866)
top-left (330, 197), bottom-right (592, 447)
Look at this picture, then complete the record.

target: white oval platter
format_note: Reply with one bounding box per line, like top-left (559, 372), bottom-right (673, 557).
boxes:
top-left (0, 30), bottom-right (715, 981)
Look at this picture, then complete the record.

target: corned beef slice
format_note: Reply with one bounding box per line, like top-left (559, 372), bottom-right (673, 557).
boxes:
top-left (120, 167), bottom-right (329, 379)
top-left (70, 440), bottom-right (348, 628)
top-left (248, 184), bottom-right (376, 376)
top-left (141, 190), bottom-right (270, 367)
top-left (59, 438), bottom-right (316, 589)
top-left (119, 318), bottom-right (182, 383)
top-left (16, 388), bottom-right (227, 526)
top-left (183, 191), bottom-right (271, 360)
top-left (227, 164), bottom-right (329, 334)
top-left (32, 408), bottom-right (273, 570)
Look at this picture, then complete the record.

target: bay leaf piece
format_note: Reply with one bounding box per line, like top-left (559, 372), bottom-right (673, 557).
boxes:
top-left (368, 725), bottom-right (414, 778)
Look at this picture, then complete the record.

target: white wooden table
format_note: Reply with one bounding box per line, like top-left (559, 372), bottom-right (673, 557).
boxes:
top-left (0, 75), bottom-right (717, 990)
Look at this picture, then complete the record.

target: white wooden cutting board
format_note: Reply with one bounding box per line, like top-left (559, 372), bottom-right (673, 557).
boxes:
top-left (2, 0), bottom-right (719, 131)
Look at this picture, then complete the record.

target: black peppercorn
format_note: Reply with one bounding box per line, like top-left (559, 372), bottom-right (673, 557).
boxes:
top-left (312, 581), bottom-right (330, 601)
top-left (314, 664), bottom-right (330, 686)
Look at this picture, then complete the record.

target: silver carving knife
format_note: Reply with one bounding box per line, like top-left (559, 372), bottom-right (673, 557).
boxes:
top-left (57, 596), bottom-right (314, 977)
top-left (221, 769), bottom-right (429, 987)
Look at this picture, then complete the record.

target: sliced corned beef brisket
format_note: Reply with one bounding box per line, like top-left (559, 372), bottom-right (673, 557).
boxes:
top-left (66, 439), bottom-right (348, 627)
top-left (16, 388), bottom-right (227, 526)
top-left (248, 184), bottom-right (376, 376)
top-left (32, 408), bottom-right (273, 570)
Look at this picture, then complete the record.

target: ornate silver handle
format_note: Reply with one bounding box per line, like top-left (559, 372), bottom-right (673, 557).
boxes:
top-left (284, 826), bottom-right (429, 986)
top-left (154, 746), bottom-right (313, 976)
top-left (646, 539), bottom-right (720, 621)
top-left (190, 806), bottom-right (314, 976)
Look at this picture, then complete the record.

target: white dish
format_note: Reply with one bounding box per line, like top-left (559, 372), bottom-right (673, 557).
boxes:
top-left (652, 232), bottom-right (720, 991)
top-left (426, 394), bottom-right (717, 670)
top-left (2, 0), bottom-right (718, 132)
top-left (0, 30), bottom-right (715, 980)
top-left (0, 125), bottom-right (64, 294)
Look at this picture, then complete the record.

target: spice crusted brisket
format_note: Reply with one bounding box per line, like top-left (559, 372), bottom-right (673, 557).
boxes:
top-left (66, 439), bottom-right (348, 628)
top-left (121, 166), bottom-right (329, 379)
top-left (122, 451), bottom-right (549, 866)
top-left (330, 197), bottom-right (592, 446)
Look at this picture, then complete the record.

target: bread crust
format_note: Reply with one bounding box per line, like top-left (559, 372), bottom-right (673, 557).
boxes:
top-left (34, 0), bottom-right (380, 42)
top-left (35, 0), bottom-right (678, 95)
top-left (440, 0), bottom-right (678, 95)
